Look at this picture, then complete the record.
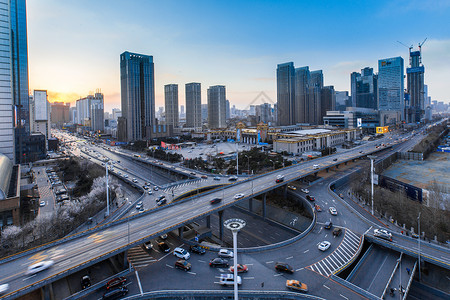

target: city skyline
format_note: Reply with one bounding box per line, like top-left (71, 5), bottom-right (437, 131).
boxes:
top-left (27, 1), bottom-right (450, 113)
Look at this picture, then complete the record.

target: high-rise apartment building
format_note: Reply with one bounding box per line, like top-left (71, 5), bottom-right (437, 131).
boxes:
top-left (119, 51), bottom-right (155, 142)
top-left (207, 85), bottom-right (226, 128)
top-left (276, 62), bottom-right (295, 126)
top-left (255, 103), bottom-right (272, 124)
top-left (378, 57), bottom-right (404, 120)
top-left (185, 83), bottom-right (201, 129)
top-left (164, 84), bottom-right (179, 128)
top-left (91, 101), bottom-right (104, 132)
top-left (406, 49), bottom-right (425, 123)
top-left (308, 70), bottom-right (324, 125)
top-left (351, 67), bottom-right (378, 110)
top-left (201, 104), bottom-right (208, 122)
top-left (112, 108), bottom-right (121, 120)
top-left (75, 92), bottom-right (104, 131)
top-left (226, 100), bottom-right (230, 120)
top-left (30, 90), bottom-right (50, 148)
top-left (294, 66), bottom-right (310, 123)
top-left (50, 102), bottom-right (70, 127)
top-left (321, 86), bottom-right (336, 124)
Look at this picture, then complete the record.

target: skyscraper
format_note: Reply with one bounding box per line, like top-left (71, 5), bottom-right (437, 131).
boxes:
top-left (185, 82), bottom-right (201, 129)
top-left (30, 90), bottom-right (50, 148)
top-left (75, 92), bottom-right (104, 131)
top-left (307, 70), bottom-right (324, 124)
top-left (294, 66), bottom-right (310, 124)
top-left (119, 51), bottom-right (155, 141)
top-left (321, 86), bottom-right (335, 124)
top-left (276, 62), bottom-right (295, 126)
top-left (406, 49), bottom-right (425, 123)
top-left (207, 85), bottom-right (226, 129)
top-left (351, 67), bottom-right (378, 110)
top-left (378, 57), bottom-right (404, 120)
top-left (164, 84), bottom-right (179, 128)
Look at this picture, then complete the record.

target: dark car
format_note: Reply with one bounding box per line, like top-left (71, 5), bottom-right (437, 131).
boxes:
top-left (158, 242), bottom-right (170, 253)
top-left (333, 228), bottom-right (342, 237)
top-left (306, 195), bottom-right (315, 201)
top-left (324, 221), bottom-right (333, 229)
top-left (156, 195), bottom-right (166, 203)
top-left (210, 197), bottom-right (222, 205)
top-left (157, 198), bottom-right (167, 206)
top-left (333, 158), bottom-right (338, 161)
top-left (190, 245), bottom-right (206, 254)
top-left (275, 262), bottom-right (294, 274)
top-left (106, 277), bottom-right (126, 290)
top-left (81, 275), bottom-right (91, 289)
top-left (209, 258), bottom-right (229, 267)
top-left (175, 259), bottom-right (191, 271)
top-left (102, 287), bottom-right (128, 299)
top-left (228, 176), bottom-right (238, 181)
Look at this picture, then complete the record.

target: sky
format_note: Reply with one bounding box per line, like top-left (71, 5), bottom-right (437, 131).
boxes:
top-left (27, 0), bottom-right (450, 113)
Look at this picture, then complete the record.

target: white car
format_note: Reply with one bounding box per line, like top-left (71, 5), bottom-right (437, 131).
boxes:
top-left (160, 233), bottom-right (168, 240)
top-left (218, 249), bottom-right (234, 258)
top-left (300, 188), bottom-right (309, 194)
top-left (135, 202), bottom-right (143, 210)
top-left (26, 260), bottom-right (54, 275)
top-left (148, 190), bottom-right (153, 195)
top-left (132, 178), bottom-right (138, 183)
top-left (318, 241), bottom-right (331, 251)
top-left (0, 283), bottom-right (9, 295)
top-left (124, 174), bottom-right (128, 178)
top-left (313, 164), bottom-right (319, 170)
top-left (374, 229), bottom-right (392, 240)
top-left (234, 193), bottom-right (245, 200)
top-left (219, 274), bottom-right (241, 286)
top-left (329, 207), bottom-right (338, 215)
top-left (39, 201), bottom-right (46, 207)
top-left (173, 247), bottom-right (190, 260)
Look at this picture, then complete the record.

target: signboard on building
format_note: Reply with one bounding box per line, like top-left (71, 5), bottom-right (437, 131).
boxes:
top-left (357, 118), bottom-right (362, 128)
top-left (376, 126), bottom-right (389, 134)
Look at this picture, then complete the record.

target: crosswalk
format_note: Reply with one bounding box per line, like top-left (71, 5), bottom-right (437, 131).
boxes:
top-left (127, 246), bottom-right (157, 269)
top-left (307, 229), bottom-right (361, 277)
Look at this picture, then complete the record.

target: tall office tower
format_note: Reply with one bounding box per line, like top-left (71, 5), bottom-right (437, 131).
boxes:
top-left (0, 0), bottom-right (14, 160)
top-left (31, 90), bottom-right (50, 148)
top-left (321, 86), bottom-right (335, 124)
top-left (201, 104), bottom-right (208, 122)
top-left (256, 103), bottom-right (272, 124)
top-left (307, 70), bottom-right (324, 124)
top-left (50, 102), bottom-right (70, 127)
top-left (164, 84), bottom-right (179, 128)
top-left (294, 66), bottom-right (310, 123)
top-left (104, 112), bottom-right (110, 120)
top-left (406, 49), bottom-right (425, 123)
top-left (225, 100), bottom-right (230, 120)
top-left (185, 82), bottom-right (201, 128)
top-left (378, 57), bottom-right (404, 120)
top-left (69, 107), bottom-right (77, 123)
top-left (350, 67), bottom-right (378, 110)
top-left (91, 101), bottom-right (104, 132)
top-left (335, 91), bottom-right (350, 111)
top-left (75, 92), bottom-right (104, 130)
top-left (207, 85), bottom-right (226, 128)
top-left (249, 105), bottom-right (256, 116)
top-left (119, 51), bottom-right (155, 142)
top-left (276, 62), bottom-right (295, 126)
top-left (310, 70), bottom-right (324, 88)
top-left (180, 105), bottom-right (185, 117)
top-left (112, 108), bottom-right (121, 120)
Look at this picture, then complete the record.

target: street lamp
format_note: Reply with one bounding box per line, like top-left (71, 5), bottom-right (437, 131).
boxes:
top-left (418, 212), bottom-right (421, 281)
top-left (224, 218), bottom-right (246, 300)
top-left (105, 159), bottom-right (110, 217)
top-left (269, 159), bottom-right (275, 170)
top-left (367, 155), bottom-right (377, 215)
top-left (235, 142), bottom-right (239, 176)
top-left (244, 155), bottom-right (250, 175)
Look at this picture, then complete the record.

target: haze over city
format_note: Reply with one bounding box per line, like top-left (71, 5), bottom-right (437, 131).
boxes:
top-left (28, 0), bottom-right (450, 112)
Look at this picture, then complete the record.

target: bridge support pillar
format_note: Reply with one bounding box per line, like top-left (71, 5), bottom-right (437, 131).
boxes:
top-left (336, 164), bottom-right (339, 169)
top-left (178, 227), bottom-right (184, 239)
top-left (284, 185), bottom-right (288, 198)
top-left (218, 210), bottom-right (224, 240)
top-left (262, 193), bottom-right (267, 219)
top-left (124, 250), bottom-right (130, 269)
top-left (249, 198), bottom-right (253, 212)
top-left (345, 161), bottom-right (348, 165)
top-left (326, 168), bottom-right (329, 173)
top-left (206, 215), bottom-right (211, 228)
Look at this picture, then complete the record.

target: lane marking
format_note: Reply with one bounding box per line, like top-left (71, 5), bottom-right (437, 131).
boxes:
top-left (187, 271), bottom-right (196, 275)
top-left (295, 268), bottom-right (304, 271)
top-left (266, 261), bottom-right (274, 264)
top-left (303, 250), bottom-right (309, 253)
top-left (286, 256), bottom-right (293, 260)
top-left (323, 284), bottom-right (330, 290)
top-left (340, 294), bottom-right (349, 300)
top-left (274, 273), bottom-right (283, 277)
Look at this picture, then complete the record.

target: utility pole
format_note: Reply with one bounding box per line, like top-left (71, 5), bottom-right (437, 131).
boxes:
top-left (367, 155), bottom-right (377, 215)
top-left (418, 212), bottom-right (421, 281)
top-left (105, 159), bottom-right (110, 217)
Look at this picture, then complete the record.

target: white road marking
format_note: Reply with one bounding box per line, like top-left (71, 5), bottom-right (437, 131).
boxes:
top-left (187, 271), bottom-right (196, 275)
top-left (323, 284), bottom-right (330, 290)
top-left (243, 277), bottom-right (254, 279)
top-left (325, 234), bottom-right (328, 238)
top-left (286, 256), bottom-right (293, 260)
top-left (266, 261), bottom-right (274, 264)
top-left (340, 294), bottom-right (349, 300)
top-left (198, 260), bottom-right (206, 263)
top-left (296, 268), bottom-right (304, 271)
top-left (303, 249), bottom-right (309, 253)
top-left (274, 273), bottom-right (283, 277)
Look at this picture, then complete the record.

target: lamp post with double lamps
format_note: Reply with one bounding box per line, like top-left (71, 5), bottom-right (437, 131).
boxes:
top-left (224, 219), bottom-right (246, 300)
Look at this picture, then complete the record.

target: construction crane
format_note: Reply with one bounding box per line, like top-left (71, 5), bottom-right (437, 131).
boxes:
top-left (397, 40), bottom-right (413, 53)
top-left (418, 37), bottom-right (427, 52)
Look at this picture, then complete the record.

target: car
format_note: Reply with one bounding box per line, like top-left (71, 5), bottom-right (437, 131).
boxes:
top-left (190, 172), bottom-right (196, 175)
top-left (306, 195), bottom-right (315, 201)
top-left (148, 190), bottom-right (153, 195)
top-left (339, 193), bottom-right (344, 199)
top-left (102, 287), bottom-right (128, 299)
top-left (228, 176), bottom-right (238, 181)
top-left (333, 228), bottom-right (342, 237)
top-left (333, 158), bottom-right (338, 161)
top-left (142, 185), bottom-right (149, 190)
top-left (219, 274), bottom-right (242, 286)
top-left (300, 188), bottom-right (309, 194)
top-left (173, 247), bottom-right (190, 260)
top-left (174, 259), bottom-right (191, 271)
top-left (374, 229), bottom-right (392, 241)
top-left (201, 175), bottom-right (208, 179)
top-left (329, 207), bottom-right (338, 215)
top-left (210, 197), bottom-right (222, 205)
top-left (275, 262), bottom-right (294, 274)
top-left (81, 275), bottom-right (91, 289)
top-left (139, 206), bottom-right (145, 213)
top-left (286, 279), bottom-right (308, 293)
top-left (156, 195), bottom-right (166, 203)
top-left (160, 233), bottom-right (168, 240)
top-left (313, 164), bottom-right (319, 170)
top-left (314, 204), bottom-right (322, 211)
top-left (234, 193), bottom-right (245, 200)
top-left (154, 186), bottom-right (159, 191)
top-left (411, 233), bottom-right (419, 239)
top-left (276, 175), bottom-right (285, 183)
top-left (229, 264), bottom-right (248, 273)
top-left (324, 221), bottom-right (333, 229)
top-left (124, 174), bottom-right (128, 178)
top-left (318, 241), bottom-right (331, 251)
top-left (132, 178), bottom-right (138, 183)
top-left (209, 258), bottom-right (229, 267)
top-left (158, 242), bottom-right (170, 253)
top-left (135, 201), bottom-right (143, 210)
top-left (218, 249), bottom-right (233, 258)
top-left (0, 284), bottom-right (9, 295)
top-left (213, 176), bottom-right (221, 181)
top-left (189, 245), bottom-right (206, 254)
top-left (39, 201), bottom-right (46, 207)
top-left (143, 241), bottom-right (153, 251)
top-left (26, 260), bottom-right (54, 275)
top-left (287, 185), bottom-right (297, 191)
top-left (157, 198), bottom-right (167, 206)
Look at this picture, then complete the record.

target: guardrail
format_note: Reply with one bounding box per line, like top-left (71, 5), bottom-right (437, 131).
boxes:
top-left (330, 274), bottom-right (380, 300)
top-left (346, 244), bottom-right (373, 281)
top-left (122, 289), bottom-right (326, 300)
top-left (403, 260), bottom-right (417, 300)
top-left (381, 252), bottom-right (402, 299)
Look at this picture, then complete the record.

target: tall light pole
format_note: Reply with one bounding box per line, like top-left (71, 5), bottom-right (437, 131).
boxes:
top-left (105, 159), bottom-right (110, 217)
top-left (418, 212), bottom-right (421, 281)
top-left (224, 219), bottom-right (246, 300)
top-left (269, 159), bottom-right (275, 170)
top-left (236, 142), bottom-right (239, 176)
top-left (367, 155), bottom-right (377, 215)
top-left (244, 155), bottom-right (250, 175)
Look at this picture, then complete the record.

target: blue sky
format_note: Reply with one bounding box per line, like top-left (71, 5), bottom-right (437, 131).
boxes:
top-left (27, 0), bottom-right (450, 112)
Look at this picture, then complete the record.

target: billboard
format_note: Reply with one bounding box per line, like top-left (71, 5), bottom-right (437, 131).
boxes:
top-left (357, 118), bottom-right (362, 128)
top-left (34, 90), bottom-right (48, 121)
top-left (376, 126), bottom-right (389, 134)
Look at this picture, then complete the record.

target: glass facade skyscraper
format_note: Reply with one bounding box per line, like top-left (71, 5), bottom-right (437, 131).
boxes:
top-left (185, 82), bottom-right (201, 129)
top-left (207, 85), bottom-right (226, 129)
top-left (276, 62), bottom-right (295, 126)
top-left (351, 67), bottom-right (378, 110)
top-left (377, 57), bottom-right (404, 120)
top-left (164, 84), bottom-right (179, 128)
